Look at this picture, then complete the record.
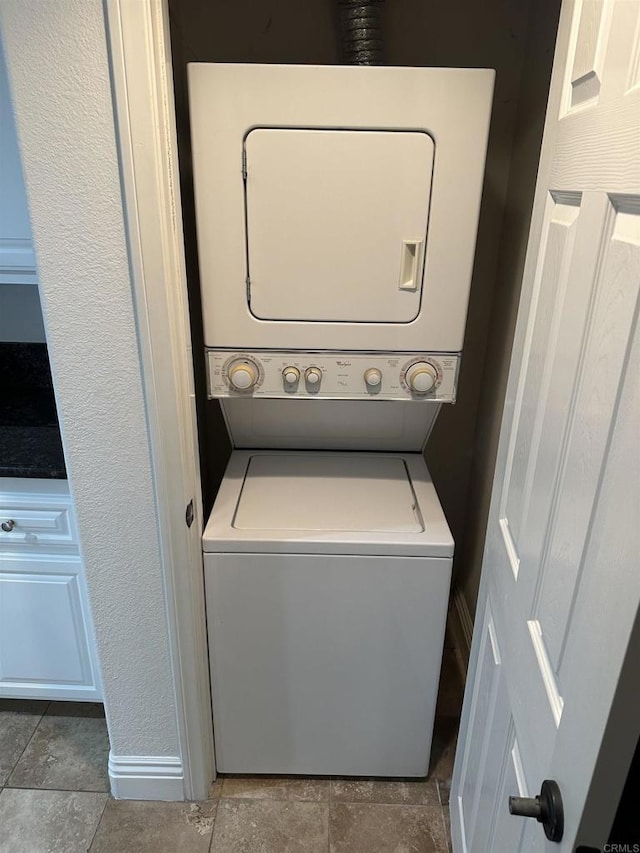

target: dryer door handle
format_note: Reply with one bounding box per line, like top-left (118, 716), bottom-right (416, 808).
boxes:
top-left (398, 240), bottom-right (423, 292)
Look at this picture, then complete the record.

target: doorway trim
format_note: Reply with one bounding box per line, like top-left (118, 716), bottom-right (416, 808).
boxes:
top-left (104, 0), bottom-right (214, 800)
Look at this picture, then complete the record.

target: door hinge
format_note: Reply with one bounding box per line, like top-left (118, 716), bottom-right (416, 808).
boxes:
top-left (241, 149), bottom-right (247, 180)
top-left (185, 499), bottom-right (194, 529)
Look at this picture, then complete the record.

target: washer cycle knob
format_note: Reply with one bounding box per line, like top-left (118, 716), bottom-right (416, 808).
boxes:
top-left (305, 367), bottom-right (322, 386)
top-left (227, 359), bottom-right (259, 391)
top-left (406, 362), bottom-right (437, 394)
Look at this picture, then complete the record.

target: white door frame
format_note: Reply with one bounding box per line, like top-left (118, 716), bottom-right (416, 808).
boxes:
top-left (104, 0), bottom-right (214, 800)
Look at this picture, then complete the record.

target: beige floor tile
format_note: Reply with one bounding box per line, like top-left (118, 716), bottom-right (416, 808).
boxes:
top-left (211, 798), bottom-right (329, 853)
top-left (0, 700), bottom-right (49, 787)
top-left (222, 774), bottom-right (330, 801)
top-left (89, 799), bottom-right (216, 852)
top-left (331, 777), bottom-right (440, 805)
top-left (8, 702), bottom-right (110, 792)
top-left (209, 777), bottom-right (224, 798)
top-left (0, 788), bottom-right (107, 853)
top-left (330, 802), bottom-right (448, 853)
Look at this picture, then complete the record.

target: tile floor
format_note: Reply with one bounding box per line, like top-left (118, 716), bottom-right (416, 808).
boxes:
top-left (0, 637), bottom-right (465, 853)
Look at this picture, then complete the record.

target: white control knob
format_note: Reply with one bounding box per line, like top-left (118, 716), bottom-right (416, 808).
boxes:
top-left (407, 362), bottom-right (437, 394)
top-left (227, 359), bottom-right (259, 391)
top-left (305, 367), bottom-right (322, 386)
top-left (283, 367), bottom-right (300, 385)
top-left (364, 368), bottom-right (382, 387)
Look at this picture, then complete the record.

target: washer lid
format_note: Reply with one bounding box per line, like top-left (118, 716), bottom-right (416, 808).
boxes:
top-left (233, 454), bottom-right (423, 533)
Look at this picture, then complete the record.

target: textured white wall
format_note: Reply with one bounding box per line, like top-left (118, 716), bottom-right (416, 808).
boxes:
top-left (0, 0), bottom-right (181, 759)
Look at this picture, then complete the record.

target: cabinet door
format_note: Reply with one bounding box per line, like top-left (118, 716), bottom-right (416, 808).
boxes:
top-left (0, 555), bottom-right (101, 700)
top-left (245, 128), bottom-right (434, 323)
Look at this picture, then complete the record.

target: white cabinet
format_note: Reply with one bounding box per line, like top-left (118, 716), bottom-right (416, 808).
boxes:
top-left (0, 479), bottom-right (102, 700)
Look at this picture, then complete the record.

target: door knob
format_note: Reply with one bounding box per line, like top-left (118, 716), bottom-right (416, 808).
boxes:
top-left (509, 779), bottom-right (564, 842)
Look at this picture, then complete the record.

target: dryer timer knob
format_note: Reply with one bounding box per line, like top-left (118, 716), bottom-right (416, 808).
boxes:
top-left (407, 362), bottom-right (437, 394)
top-left (228, 359), bottom-right (259, 391)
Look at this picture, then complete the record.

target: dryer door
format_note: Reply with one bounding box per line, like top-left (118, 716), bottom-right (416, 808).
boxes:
top-left (244, 128), bottom-right (434, 324)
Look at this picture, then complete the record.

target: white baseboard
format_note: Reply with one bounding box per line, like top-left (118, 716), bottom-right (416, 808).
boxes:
top-left (108, 753), bottom-right (185, 801)
top-left (450, 584), bottom-right (475, 672)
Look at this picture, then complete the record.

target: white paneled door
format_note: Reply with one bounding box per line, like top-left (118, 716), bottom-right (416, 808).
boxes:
top-left (452, 1), bottom-right (640, 851)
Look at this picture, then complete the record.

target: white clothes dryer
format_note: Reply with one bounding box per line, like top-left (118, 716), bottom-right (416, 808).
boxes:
top-left (202, 450), bottom-right (453, 777)
top-left (189, 63), bottom-right (494, 356)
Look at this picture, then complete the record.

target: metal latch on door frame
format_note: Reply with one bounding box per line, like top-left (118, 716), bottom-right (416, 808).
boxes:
top-left (185, 499), bottom-right (194, 528)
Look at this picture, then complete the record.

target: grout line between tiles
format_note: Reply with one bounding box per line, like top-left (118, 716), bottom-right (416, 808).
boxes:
top-left (330, 800), bottom-right (439, 809)
top-left (5, 783), bottom-right (111, 794)
top-left (328, 777), bottom-right (333, 853)
top-left (206, 796), bottom-right (217, 853)
top-left (440, 801), bottom-right (451, 853)
top-left (215, 795), bottom-right (329, 805)
top-left (85, 789), bottom-right (110, 853)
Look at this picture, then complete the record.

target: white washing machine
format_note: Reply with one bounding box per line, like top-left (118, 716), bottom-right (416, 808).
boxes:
top-left (189, 63), bottom-right (493, 776)
top-left (203, 450), bottom-right (453, 777)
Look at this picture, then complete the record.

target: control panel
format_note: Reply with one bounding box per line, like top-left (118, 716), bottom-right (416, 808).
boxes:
top-left (207, 350), bottom-right (460, 401)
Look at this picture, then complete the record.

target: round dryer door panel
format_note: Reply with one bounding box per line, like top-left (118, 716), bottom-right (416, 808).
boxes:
top-left (244, 128), bottom-right (434, 324)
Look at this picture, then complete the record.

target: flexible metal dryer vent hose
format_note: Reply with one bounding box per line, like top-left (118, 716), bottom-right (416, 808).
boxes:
top-left (336, 0), bottom-right (384, 65)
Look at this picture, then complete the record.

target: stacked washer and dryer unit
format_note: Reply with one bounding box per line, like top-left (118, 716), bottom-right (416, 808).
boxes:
top-left (189, 64), bottom-right (494, 777)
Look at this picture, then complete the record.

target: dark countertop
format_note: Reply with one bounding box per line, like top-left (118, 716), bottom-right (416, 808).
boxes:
top-left (0, 343), bottom-right (67, 479)
top-left (0, 425), bottom-right (67, 479)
